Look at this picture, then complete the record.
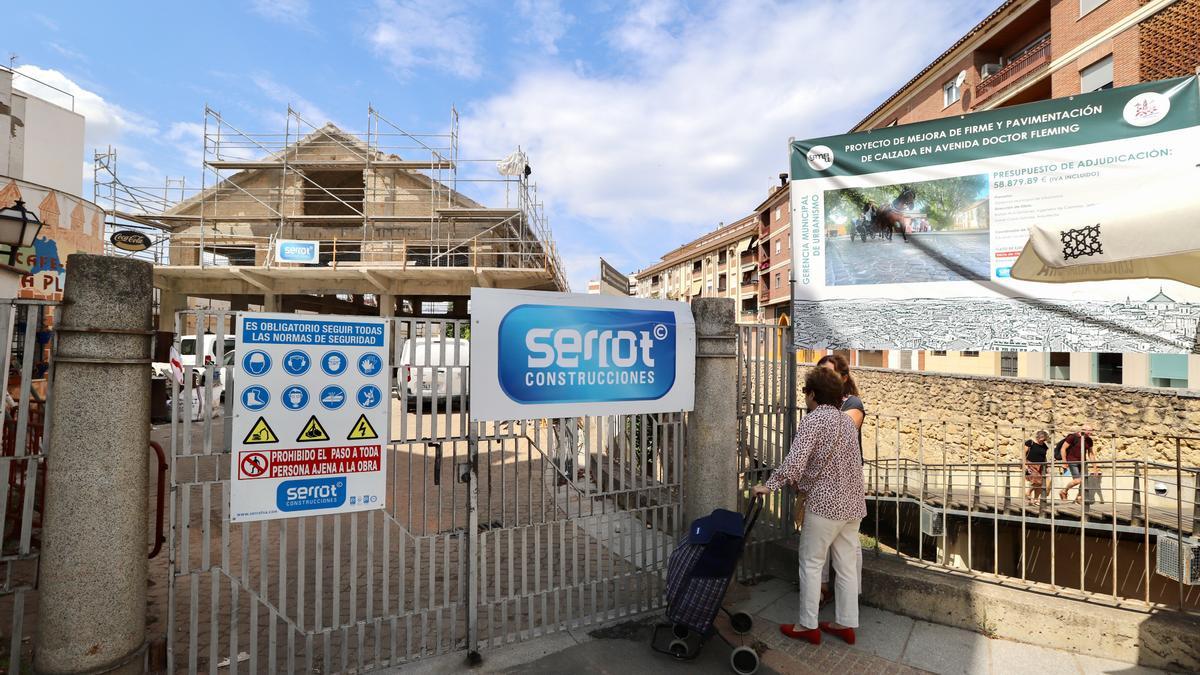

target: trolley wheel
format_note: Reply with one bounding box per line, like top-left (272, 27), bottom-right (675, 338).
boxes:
top-left (672, 623), bottom-right (690, 640)
top-left (730, 612), bottom-right (753, 635)
top-left (668, 639), bottom-right (690, 659)
top-left (730, 646), bottom-right (759, 675)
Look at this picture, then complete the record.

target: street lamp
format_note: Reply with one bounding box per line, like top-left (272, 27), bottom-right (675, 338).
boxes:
top-left (0, 200), bottom-right (43, 266)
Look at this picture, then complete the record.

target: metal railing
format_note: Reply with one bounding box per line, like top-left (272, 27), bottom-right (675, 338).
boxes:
top-left (860, 417), bottom-right (1200, 613)
top-left (975, 36), bottom-right (1053, 104)
top-left (734, 325), bottom-right (1200, 615)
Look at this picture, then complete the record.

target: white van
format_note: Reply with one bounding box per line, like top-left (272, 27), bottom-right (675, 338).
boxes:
top-left (180, 334), bottom-right (236, 368)
top-left (397, 337), bottom-right (470, 406)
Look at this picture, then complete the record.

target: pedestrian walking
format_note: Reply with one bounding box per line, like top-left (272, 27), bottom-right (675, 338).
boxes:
top-left (1023, 430), bottom-right (1050, 506)
top-left (1056, 426), bottom-right (1095, 503)
top-left (752, 367), bottom-right (865, 646)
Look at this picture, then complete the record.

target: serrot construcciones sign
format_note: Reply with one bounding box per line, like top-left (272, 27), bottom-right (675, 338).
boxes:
top-left (230, 313), bottom-right (390, 522)
top-left (274, 239), bottom-right (320, 264)
top-left (470, 288), bottom-right (695, 421)
top-left (788, 76), bottom-right (1200, 354)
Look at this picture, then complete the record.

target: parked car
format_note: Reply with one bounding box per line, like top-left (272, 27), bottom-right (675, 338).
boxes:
top-left (179, 333), bottom-right (235, 369)
top-left (396, 337), bottom-right (469, 408)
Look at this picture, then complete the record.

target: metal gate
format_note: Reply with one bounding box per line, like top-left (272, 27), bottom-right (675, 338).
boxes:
top-left (0, 300), bottom-right (58, 671)
top-left (735, 323), bottom-right (797, 580)
top-left (163, 311), bottom-right (682, 672)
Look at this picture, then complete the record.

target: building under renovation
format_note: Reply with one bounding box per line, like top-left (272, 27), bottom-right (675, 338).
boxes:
top-left (95, 106), bottom-right (567, 329)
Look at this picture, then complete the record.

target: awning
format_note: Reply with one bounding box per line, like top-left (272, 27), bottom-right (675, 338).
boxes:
top-left (1011, 171), bottom-right (1200, 285)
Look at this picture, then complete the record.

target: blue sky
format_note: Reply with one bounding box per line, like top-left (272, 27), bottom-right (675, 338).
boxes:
top-left (10, 0), bottom-right (999, 290)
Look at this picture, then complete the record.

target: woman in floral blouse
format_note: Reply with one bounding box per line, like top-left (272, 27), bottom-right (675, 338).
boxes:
top-left (752, 367), bottom-right (866, 646)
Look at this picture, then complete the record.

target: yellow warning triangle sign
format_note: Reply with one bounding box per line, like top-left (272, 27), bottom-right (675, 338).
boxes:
top-left (347, 414), bottom-right (379, 440)
top-left (243, 417), bottom-right (279, 445)
top-left (296, 415), bottom-right (330, 442)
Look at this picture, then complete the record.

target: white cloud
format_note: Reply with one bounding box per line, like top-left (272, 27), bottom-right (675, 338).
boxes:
top-left (516, 0), bottom-right (573, 55)
top-left (368, 0), bottom-right (481, 79)
top-left (166, 122), bottom-right (206, 168)
top-left (249, 0), bottom-right (311, 26)
top-left (461, 0), bottom-right (995, 290)
top-left (48, 42), bottom-right (87, 62)
top-left (14, 65), bottom-right (156, 152)
top-left (250, 73), bottom-right (336, 129)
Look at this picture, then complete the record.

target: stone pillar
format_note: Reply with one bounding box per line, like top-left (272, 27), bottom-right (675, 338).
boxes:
top-left (684, 298), bottom-right (737, 526)
top-left (35, 254), bottom-right (152, 674)
top-left (157, 289), bottom-right (183, 332)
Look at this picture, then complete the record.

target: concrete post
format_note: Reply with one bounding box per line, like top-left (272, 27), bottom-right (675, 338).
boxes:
top-left (379, 293), bottom-right (396, 318)
top-left (264, 293), bottom-right (281, 312)
top-left (35, 254), bottom-right (152, 675)
top-left (157, 290), bottom-right (183, 332)
top-left (684, 298), bottom-right (738, 526)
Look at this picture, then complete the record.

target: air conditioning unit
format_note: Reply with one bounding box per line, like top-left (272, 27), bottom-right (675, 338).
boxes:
top-left (981, 63), bottom-right (1003, 79)
top-left (1156, 534), bottom-right (1200, 585)
top-left (920, 506), bottom-right (945, 537)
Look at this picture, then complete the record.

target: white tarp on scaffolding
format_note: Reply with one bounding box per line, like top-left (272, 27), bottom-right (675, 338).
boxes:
top-left (496, 150), bottom-right (529, 177)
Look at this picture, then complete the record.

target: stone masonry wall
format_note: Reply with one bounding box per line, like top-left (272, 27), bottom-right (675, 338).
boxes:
top-left (797, 365), bottom-right (1200, 466)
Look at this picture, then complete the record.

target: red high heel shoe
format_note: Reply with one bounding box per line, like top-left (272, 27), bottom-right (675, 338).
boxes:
top-left (779, 624), bottom-right (821, 644)
top-left (819, 621), bottom-right (856, 645)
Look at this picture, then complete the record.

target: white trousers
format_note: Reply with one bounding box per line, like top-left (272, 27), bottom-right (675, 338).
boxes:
top-left (820, 538), bottom-right (862, 585)
top-left (798, 511), bottom-right (861, 630)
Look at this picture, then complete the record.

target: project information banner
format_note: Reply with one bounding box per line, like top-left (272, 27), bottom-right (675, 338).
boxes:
top-left (230, 313), bottom-right (391, 523)
top-left (470, 288), bottom-right (695, 421)
top-left (789, 76), bottom-right (1200, 353)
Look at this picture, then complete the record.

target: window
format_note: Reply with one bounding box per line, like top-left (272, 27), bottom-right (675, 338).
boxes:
top-left (775, 240), bottom-right (781, 254)
top-left (692, 260), bottom-right (702, 273)
top-left (1080, 55), bottom-right (1113, 92)
top-left (1049, 352), bottom-right (1070, 380)
top-left (651, 274), bottom-right (660, 286)
top-left (1080, 0), bottom-right (1108, 17)
top-left (718, 250), bottom-right (727, 265)
top-left (931, 350), bottom-right (947, 356)
top-left (1096, 352), bottom-right (1123, 384)
top-left (1150, 353), bottom-right (1188, 388)
top-left (774, 207), bottom-right (781, 221)
top-left (774, 272), bottom-right (781, 289)
top-left (961, 351), bottom-right (980, 357)
top-left (943, 78), bottom-right (962, 107)
top-left (762, 275), bottom-right (769, 290)
top-left (1001, 351), bottom-right (1018, 377)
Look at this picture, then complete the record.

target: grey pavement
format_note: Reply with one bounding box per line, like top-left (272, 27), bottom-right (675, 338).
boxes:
top-left (392, 575), bottom-right (1169, 675)
top-left (825, 230), bottom-right (990, 286)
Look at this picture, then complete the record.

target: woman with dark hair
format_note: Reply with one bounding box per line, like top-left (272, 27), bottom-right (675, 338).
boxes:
top-left (752, 367), bottom-right (865, 646)
top-left (815, 354), bottom-right (865, 445)
top-left (814, 354), bottom-right (866, 605)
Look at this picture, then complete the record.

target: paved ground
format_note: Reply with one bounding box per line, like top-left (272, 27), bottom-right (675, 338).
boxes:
top-left (825, 231), bottom-right (990, 286)
top-left (402, 576), bottom-right (1170, 675)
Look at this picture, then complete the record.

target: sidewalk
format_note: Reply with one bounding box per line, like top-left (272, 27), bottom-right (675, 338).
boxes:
top-left (401, 576), bottom-right (1170, 675)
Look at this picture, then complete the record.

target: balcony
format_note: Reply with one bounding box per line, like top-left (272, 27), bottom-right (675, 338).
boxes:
top-left (974, 36), bottom-right (1051, 106)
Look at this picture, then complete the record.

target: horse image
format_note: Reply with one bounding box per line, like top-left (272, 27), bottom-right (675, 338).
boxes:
top-left (873, 187), bottom-right (916, 242)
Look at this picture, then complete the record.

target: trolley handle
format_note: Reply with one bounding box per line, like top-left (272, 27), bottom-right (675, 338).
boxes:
top-left (743, 494), bottom-right (764, 537)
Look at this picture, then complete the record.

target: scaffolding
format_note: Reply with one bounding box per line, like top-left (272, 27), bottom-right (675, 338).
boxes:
top-left (95, 104), bottom-right (568, 292)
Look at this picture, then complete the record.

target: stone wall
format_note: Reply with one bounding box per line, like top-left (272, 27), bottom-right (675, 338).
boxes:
top-left (800, 365), bottom-right (1200, 465)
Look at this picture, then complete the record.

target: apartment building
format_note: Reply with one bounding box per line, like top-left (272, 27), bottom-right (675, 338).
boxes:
top-left (755, 177), bottom-right (793, 323)
top-left (846, 0), bottom-right (1200, 388)
top-left (634, 215), bottom-right (760, 321)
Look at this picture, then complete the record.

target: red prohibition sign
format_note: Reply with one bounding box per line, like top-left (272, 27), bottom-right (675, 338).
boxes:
top-left (241, 452), bottom-right (269, 478)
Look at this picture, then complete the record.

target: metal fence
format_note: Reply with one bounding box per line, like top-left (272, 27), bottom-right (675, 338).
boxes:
top-left (163, 312), bottom-right (682, 672)
top-left (734, 322), bottom-right (1200, 616)
top-left (0, 299), bottom-right (59, 671)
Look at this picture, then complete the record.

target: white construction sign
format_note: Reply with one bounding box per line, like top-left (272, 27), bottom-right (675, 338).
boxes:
top-left (230, 313), bottom-right (390, 523)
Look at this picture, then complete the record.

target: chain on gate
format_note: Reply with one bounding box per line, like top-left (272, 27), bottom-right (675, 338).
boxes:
top-left (164, 313), bottom-right (684, 673)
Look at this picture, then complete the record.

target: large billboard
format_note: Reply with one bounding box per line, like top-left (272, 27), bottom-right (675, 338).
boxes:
top-left (470, 288), bottom-right (695, 421)
top-left (789, 76), bottom-right (1200, 353)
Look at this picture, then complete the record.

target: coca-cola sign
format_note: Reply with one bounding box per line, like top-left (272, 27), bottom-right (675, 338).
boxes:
top-left (110, 230), bottom-right (152, 252)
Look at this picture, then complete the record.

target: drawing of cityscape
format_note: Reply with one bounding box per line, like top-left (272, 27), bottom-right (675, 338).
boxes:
top-left (793, 290), bottom-right (1200, 353)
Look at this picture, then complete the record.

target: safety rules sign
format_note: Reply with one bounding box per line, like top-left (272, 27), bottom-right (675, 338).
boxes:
top-left (230, 312), bottom-right (390, 522)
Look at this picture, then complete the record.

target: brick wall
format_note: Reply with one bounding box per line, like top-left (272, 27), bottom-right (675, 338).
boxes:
top-left (1050, 0), bottom-right (1142, 97)
top-left (1139, 0), bottom-right (1200, 80)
